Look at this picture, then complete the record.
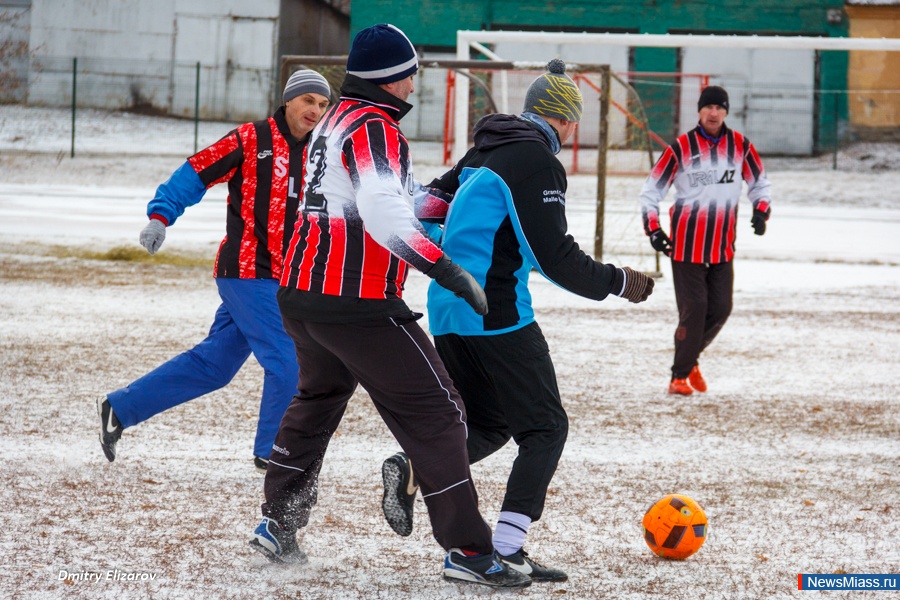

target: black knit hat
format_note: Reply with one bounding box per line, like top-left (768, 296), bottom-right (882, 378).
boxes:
top-left (698, 85), bottom-right (729, 112)
top-left (346, 24), bottom-right (418, 85)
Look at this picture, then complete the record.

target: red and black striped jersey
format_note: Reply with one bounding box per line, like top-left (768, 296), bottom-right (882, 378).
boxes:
top-left (640, 124), bottom-right (772, 264)
top-left (188, 107), bottom-right (306, 280)
top-left (280, 86), bottom-right (443, 301)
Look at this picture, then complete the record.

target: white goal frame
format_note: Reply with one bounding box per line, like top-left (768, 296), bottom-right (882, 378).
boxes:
top-left (454, 30), bottom-right (900, 161)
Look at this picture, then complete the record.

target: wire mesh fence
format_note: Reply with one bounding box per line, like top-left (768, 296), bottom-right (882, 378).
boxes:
top-left (21, 55), bottom-right (277, 123)
top-left (3, 53), bottom-right (900, 165)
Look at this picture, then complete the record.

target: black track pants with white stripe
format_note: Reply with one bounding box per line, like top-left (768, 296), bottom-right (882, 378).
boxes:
top-left (262, 313), bottom-right (493, 554)
top-left (435, 322), bottom-right (568, 522)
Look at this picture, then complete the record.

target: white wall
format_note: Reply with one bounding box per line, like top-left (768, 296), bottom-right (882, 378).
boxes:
top-left (26, 0), bottom-right (281, 120)
top-left (680, 47), bottom-right (815, 155)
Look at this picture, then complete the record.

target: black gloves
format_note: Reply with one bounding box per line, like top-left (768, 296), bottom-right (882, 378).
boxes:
top-left (619, 267), bottom-right (654, 303)
top-left (427, 254), bottom-right (488, 315)
top-left (648, 229), bottom-right (673, 256)
top-left (751, 208), bottom-right (769, 236)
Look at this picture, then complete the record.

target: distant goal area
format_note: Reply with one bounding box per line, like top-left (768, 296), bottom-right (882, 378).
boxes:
top-left (285, 29), bottom-right (900, 175)
top-left (281, 55), bottom-right (659, 178)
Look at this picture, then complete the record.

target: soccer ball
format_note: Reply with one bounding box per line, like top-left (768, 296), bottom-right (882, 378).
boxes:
top-left (642, 494), bottom-right (708, 559)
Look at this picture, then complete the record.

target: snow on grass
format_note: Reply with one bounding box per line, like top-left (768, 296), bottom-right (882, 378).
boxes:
top-left (0, 105), bottom-right (898, 599)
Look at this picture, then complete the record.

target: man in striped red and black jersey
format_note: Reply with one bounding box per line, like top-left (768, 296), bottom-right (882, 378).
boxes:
top-left (639, 85), bottom-right (772, 395)
top-left (249, 24), bottom-right (529, 589)
top-left (98, 70), bottom-right (331, 472)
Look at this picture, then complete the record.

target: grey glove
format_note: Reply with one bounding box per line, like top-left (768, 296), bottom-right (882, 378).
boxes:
top-left (139, 219), bottom-right (166, 255)
top-left (619, 266), bottom-right (654, 303)
top-left (427, 254), bottom-right (488, 315)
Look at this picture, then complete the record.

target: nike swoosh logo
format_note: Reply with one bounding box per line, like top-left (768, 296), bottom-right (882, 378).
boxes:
top-left (514, 560), bottom-right (532, 575)
top-left (406, 462), bottom-right (419, 496)
top-left (105, 410), bottom-right (118, 433)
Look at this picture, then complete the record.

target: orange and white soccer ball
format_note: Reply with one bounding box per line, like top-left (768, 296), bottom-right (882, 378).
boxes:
top-left (642, 494), bottom-right (708, 559)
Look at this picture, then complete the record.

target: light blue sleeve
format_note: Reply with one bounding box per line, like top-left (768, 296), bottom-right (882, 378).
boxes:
top-left (420, 221), bottom-right (443, 244)
top-left (146, 162), bottom-right (208, 225)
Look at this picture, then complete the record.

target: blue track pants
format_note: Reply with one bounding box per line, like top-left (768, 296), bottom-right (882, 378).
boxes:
top-left (107, 278), bottom-right (298, 458)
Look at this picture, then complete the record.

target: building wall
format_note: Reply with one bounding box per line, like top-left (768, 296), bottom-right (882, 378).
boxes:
top-left (846, 4), bottom-right (900, 135)
top-left (351, 0), bottom-right (848, 48)
top-left (0, 0), bottom-right (32, 103)
top-left (352, 0), bottom-right (851, 154)
top-left (279, 0), bottom-right (349, 57)
top-left (25, 0), bottom-right (283, 121)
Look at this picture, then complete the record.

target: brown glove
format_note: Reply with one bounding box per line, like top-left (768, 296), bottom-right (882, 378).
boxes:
top-left (619, 267), bottom-right (654, 303)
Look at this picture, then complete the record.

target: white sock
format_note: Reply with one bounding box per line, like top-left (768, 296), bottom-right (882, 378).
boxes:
top-left (492, 511), bottom-right (531, 556)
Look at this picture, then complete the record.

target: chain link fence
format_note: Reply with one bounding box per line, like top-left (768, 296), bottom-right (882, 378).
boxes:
top-left (20, 55), bottom-right (277, 122)
top-left (4, 53), bottom-right (900, 163)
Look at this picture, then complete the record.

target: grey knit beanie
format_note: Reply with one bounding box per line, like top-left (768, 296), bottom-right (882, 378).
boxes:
top-left (522, 59), bottom-right (583, 122)
top-left (283, 69), bottom-right (331, 104)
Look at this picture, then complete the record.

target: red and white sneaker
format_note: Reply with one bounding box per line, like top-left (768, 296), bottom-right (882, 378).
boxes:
top-left (688, 366), bottom-right (707, 392)
top-left (668, 378), bottom-right (693, 395)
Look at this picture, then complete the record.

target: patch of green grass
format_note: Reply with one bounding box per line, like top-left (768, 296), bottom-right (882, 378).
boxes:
top-left (4, 242), bottom-right (212, 268)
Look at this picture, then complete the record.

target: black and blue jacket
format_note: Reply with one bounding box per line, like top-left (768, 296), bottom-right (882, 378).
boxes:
top-left (424, 113), bottom-right (625, 336)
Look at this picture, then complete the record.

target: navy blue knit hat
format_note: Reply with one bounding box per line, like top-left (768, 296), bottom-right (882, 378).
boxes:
top-left (347, 24), bottom-right (418, 85)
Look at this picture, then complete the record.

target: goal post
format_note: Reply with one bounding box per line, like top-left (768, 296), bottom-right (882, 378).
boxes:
top-left (453, 29), bottom-right (900, 277)
top-left (280, 53), bottom-right (663, 275)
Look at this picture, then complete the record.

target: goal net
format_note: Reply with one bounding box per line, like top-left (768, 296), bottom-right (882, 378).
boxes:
top-left (280, 55), bottom-right (663, 275)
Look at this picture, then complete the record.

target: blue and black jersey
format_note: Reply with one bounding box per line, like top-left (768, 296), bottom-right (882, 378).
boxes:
top-left (425, 113), bottom-right (625, 336)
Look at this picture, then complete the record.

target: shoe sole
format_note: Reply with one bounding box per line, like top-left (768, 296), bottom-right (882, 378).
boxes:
top-left (249, 538), bottom-right (309, 566)
top-left (503, 564), bottom-right (568, 582)
top-left (381, 458), bottom-right (415, 536)
top-left (689, 379), bottom-right (707, 392)
top-left (442, 570), bottom-right (532, 588)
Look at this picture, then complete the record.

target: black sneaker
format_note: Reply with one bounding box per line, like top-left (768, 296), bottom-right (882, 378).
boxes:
top-left (381, 452), bottom-right (418, 536)
top-left (97, 397), bottom-right (122, 462)
top-left (249, 517), bottom-right (307, 564)
top-left (500, 548), bottom-right (568, 582)
top-left (254, 456), bottom-right (269, 473)
top-left (443, 548), bottom-right (531, 587)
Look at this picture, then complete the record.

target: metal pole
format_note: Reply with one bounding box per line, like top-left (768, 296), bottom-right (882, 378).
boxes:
top-left (70, 57), bottom-right (77, 158)
top-left (594, 65), bottom-right (610, 261)
top-left (832, 93), bottom-right (839, 171)
top-left (194, 61), bottom-right (201, 154)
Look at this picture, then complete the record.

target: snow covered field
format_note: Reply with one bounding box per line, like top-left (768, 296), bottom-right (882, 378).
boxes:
top-left (1, 105), bottom-right (898, 599)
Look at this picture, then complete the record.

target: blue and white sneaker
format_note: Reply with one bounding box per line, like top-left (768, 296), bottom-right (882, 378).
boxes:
top-left (249, 517), bottom-right (307, 565)
top-left (443, 548), bottom-right (531, 588)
